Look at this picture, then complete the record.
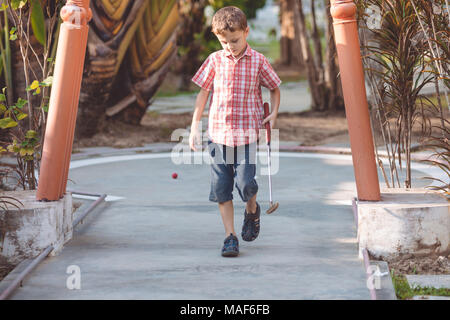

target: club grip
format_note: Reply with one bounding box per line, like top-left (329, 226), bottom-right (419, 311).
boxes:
top-left (263, 102), bottom-right (271, 143)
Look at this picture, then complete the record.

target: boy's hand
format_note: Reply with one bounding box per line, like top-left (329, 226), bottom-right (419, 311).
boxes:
top-left (262, 111), bottom-right (278, 129)
top-left (189, 128), bottom-right (202, 151)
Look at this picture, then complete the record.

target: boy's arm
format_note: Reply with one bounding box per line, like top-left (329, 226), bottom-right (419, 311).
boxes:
top-left (189, 88), bottom-right (210, 151)
top-left (191, 88), bottom-right (210, 128)
top-left (259, 56), bottom-right (281, 129)
top-left (270, 86), bottom-right (281, 115)
top-left (262, 86), bottom-right (281, 129)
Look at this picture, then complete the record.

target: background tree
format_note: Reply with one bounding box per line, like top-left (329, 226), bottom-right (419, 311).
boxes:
top-left (209, 0), bottom-right (266, 19)
top-left (278, 0), bottom-right (303, 68)
top-left (290, 0), bottom-right (344, 111)
top-left (169, 0), bottom-right (267, 92)
top-left (77, 0), bottom-right (267, 138)
top-left (175, 0), bottom-right (210, 91)
top-left (76, 0), bottom-right (179, 138)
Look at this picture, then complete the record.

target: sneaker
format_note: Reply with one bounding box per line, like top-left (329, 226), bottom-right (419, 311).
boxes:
top-left (221, 233), bottom-right (239, 257)
top-left (241, 202), bottom-right (260, 242)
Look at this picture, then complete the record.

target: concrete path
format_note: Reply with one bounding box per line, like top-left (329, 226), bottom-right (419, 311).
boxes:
top-left (7, 147), bottom-right (431, 300)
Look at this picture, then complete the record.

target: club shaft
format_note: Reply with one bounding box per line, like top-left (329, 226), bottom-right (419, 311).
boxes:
top-left (266, 143), bottom-right (273, 202)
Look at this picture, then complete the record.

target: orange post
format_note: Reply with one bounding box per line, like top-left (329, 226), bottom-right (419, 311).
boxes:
top-left (330, 0), bottom-right (380, 201)
top-left (60, 1), bottom-right (91, 196)
top-left (36, 0), bottom-right (92, 201)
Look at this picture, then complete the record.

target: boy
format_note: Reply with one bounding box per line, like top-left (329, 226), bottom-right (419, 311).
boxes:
top-left (189, 6), bottom-right (281, 257)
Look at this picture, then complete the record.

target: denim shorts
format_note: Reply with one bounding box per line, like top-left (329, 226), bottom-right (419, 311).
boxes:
top-left (207, 139), bottom-right (258, 203)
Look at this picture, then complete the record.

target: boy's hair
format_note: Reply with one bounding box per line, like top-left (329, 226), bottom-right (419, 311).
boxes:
top-left (211, 6), bottom-right (247, 35)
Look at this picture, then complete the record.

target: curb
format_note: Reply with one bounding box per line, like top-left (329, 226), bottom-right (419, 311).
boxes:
top-left (0, 143), bottom-right (438, 165)
top-left (352, 198), bottom-right (398, 300)
top-left (0, 194), bottom-right (106, 300)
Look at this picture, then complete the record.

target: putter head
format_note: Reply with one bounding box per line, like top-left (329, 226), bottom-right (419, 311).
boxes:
top-left (266, 202), bottom-right (279, 214)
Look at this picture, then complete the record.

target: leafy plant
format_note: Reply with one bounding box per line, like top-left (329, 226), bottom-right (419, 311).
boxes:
top-left (0, 0), bottom-right (60, 190)
top-left (0, 194), bottom-right (23, 211)
top-left (0, 86), bottom-right (41, 189)
top-left (420, 119), bottom-right (450, 199)
top-left (410, 0), bottom-right (449, 134)
top-left (359, 0), bottom-right (442, 188)
top-left (0, 166), bottom-right (23, 212)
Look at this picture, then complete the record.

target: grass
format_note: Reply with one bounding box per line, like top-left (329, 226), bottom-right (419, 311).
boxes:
top-left (424, 94), bottom-right (450, 110)
top-left (391, 270), bottom-right (450, 300)
top-left (154, 89), bottom-right (197, 99)
top-left (247, 38), bottom-right (280, 64)
top-left (146, 110), bottom-right (160, 118)
top-left (278, 72), bottom-right (307, 83)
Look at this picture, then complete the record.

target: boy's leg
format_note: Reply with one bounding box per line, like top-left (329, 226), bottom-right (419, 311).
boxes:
top-left (235, 142), bottom-right (260, 242)
top-left (246, 194), bottom-right (258, 214)
top-left (235, 142), bottom-right (258, 209)
top-left (218, 200), bottom-right (236, 236)
top-left (245, 141), bottom-right (258, 213)
top-left (208, 140), bottom-right (236, 236)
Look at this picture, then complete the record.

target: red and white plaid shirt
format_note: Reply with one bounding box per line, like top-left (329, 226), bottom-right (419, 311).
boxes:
top-left (192, 44), bottom-right (281, 147)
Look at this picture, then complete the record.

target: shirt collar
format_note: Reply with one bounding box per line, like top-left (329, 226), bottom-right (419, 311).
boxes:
top-left (224, 43), bottom-right (252, 60)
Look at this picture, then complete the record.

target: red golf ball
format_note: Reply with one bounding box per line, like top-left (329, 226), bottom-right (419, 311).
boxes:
top-left (172, 173), bottom-right (178, 179)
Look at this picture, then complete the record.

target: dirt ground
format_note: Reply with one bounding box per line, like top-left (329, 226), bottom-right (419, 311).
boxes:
top-left (73, 112), bottom-right (194, 149)
top-left (72, 110), bottom-right (352, 149)
top-left (72, 108), bottom-right (446, 150)
top-left (380, 252), bottom-right (450, 275)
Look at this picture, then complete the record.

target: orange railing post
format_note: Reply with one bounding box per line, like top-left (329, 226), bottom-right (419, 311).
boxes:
top-left (330, 0), bottom-right (381, 201)
top-left (36, 1), bottom-right (92, 201)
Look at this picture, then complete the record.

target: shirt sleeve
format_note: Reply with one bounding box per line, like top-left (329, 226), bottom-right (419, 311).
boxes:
top-left (259, 56), bottom-right (282, 90)
top-left (191, 53), bottom-right (215, 91)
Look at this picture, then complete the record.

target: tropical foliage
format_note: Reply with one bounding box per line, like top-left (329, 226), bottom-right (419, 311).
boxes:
top-left (358, 0), bottom-right (449, 192)
top-left (76, 0), bottom-right (179, 137)
top-left (0, 0), bottom-right (60, 191)
top-left (209, 0), bottom-right (266, 19)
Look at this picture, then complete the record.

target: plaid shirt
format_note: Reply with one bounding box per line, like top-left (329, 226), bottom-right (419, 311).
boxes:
top-left (192, 44), bottom-right (281, 147)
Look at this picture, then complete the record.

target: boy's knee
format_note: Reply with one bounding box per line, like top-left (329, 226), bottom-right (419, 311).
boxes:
top-left (236, 177), bottom-right (258, 200)
top-left (210, 179), bottom-right (233, 203)
top-left (244, 180), bottom-right (258, 195)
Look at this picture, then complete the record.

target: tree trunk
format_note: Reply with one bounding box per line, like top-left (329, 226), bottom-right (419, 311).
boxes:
top-left (293, 0), bottom-right (344, 112)
top-left (175, 0), bottom-right (209, 91)
top-left (310, 0), bottom-right (323, 71)
top-left (324, 0), bottom-right (344, 111)
top-left (279, 0), bottom-right (303, 68)
top-left (294, 0), bottom-right (322, 109)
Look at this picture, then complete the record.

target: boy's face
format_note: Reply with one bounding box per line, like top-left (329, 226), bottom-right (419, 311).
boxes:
top-left (215, 27), bottom-right (249, 58)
